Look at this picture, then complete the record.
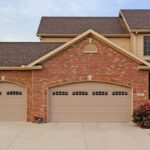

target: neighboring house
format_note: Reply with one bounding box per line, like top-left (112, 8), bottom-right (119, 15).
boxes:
top-left (0, 9), bottom-right (150, 122)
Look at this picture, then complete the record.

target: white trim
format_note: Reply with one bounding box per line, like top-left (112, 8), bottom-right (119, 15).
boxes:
top-left (0, 66), bottom-right (42, 70)
top-left (119, 11), bottom-right (131, 33)
top-left (138, 66), bottom-right (150, 70)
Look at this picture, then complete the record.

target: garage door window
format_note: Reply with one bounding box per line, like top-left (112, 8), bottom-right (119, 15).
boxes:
top-left (52, 91), bottom-right (68, 95)
top-left (112, 91), bottom-right (128, 95)
top-left (92, 91), bottom-right (108, 95)
top-left (0, 92), bottom-right (2, 95)
top-left (72, 91), bottom-right (88, 95)
top-left (7, 91), bottom-right (22, 95)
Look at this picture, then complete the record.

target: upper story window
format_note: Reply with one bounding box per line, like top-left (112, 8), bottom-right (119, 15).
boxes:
top-left (144, 36), bottom-right (150, 56)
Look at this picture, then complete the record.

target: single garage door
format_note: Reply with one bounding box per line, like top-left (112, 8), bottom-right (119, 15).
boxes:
top-left (49, 82), bottom-right (131, 122)
top-left (0, 82), bottom-right (26, 121)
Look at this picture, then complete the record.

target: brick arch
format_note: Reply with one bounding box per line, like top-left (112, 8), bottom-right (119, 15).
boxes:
top-left (0, 80), bottom-right (27, 88)
top-left (48, 77), bottom-right (132, 88)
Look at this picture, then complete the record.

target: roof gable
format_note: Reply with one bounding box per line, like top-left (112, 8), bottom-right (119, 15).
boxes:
top-left (28, 29), bottom-right (150, 67)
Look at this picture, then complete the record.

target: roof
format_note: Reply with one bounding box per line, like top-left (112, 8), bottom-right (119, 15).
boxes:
top-left (120, 9), bottom-right (150, 31)
top-left (0, 42), bottom-right (64, 66)
top-left (37, 17), bottom-right (129, 36)
top-left (28, 29), bottom-right (150, 67)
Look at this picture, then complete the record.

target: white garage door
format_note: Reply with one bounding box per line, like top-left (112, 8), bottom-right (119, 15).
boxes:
top-left (0, 82), bottom-right (27, 121)
top-left (49, 82), bottom-right (131, 122)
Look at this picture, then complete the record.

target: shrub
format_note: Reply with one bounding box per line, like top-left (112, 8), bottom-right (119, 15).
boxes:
top-left (133, 103), bottom-right (150, 128)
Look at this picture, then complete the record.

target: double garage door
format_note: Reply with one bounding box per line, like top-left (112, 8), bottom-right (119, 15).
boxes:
top-left (49, 82), bottom-right (131, 122)
top-left (0, 82), bottom-right (26, 121)
top-left (0, 82), bottom-right (131, 122)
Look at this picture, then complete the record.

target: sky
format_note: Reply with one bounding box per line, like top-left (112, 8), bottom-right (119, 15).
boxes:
top-left (0, 0), bottom-right (150, 41)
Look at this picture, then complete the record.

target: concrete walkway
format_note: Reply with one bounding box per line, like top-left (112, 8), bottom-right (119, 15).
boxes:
top-left (0, 122), bottom-right (150, 150)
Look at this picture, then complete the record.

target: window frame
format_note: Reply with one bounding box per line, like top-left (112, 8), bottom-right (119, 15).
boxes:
top-left (92, 91), bottom-right (108, 96)
top-left (72, 91), bottom-right (88, 96)
top-left (6, 91), bottom-right (22, 96)
top-left (83, 43), bottom-right (97, 53)
top-left (52, 91), bottom-right (68, 96)
top-left (112, 91), bottom-right (128, 96)
top-left (144, 36), bottom-right (150, 56)
top-left (149, 72), bottom-right (150, 100)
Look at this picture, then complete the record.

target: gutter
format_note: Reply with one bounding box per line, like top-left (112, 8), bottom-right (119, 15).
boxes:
top-left (0, 65), bottom-right (42, 70)
top-left (138, 66), bottom-right (150, 70)
top-left (37, 33), bottom-right (130, 38)
top-left (131, 30), bottom-right (150, 34)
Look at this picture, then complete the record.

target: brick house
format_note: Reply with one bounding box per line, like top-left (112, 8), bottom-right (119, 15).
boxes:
top-left (0, 9), bottom-right (150, 122)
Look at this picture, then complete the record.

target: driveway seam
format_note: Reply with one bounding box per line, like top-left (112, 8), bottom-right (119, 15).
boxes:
top-left (143, 128), bottom-right (150, 136)
top-left (81, 123), bottom-right (89, 150)
top-left (6, 123), bottom-right (28, 150)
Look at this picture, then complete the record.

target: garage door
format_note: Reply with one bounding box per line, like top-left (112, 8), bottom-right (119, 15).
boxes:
top-left (49, 82), bottom-right (131, 122)
top-left (0, 82), bottom-right (26, 121)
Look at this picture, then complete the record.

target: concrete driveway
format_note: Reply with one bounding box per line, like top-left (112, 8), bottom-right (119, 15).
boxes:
top-left (0, 122), bottom-right (150, 150)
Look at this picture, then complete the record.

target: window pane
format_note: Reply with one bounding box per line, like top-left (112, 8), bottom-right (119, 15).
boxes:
top-left (92, 91), bottom-right (108, 96)
top-left (144, 36), bottom-right (150, 56)
top-left (52, 91), bottom-right (68, 96)
top-left (7, 91), bottom-right (22, 95)
top-left (112, 91), bottom-right (128, 96)
top-left (72, 91), bottom-right (88, 96)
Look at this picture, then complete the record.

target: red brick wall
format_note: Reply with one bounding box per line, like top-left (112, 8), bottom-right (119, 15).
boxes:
top-left (0, 36), bottom-right (149, 122)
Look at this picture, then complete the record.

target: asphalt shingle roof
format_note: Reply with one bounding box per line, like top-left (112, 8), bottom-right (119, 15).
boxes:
top-left (121, 9), bottom-right (150, 30)
top-left (0, 42), bottom-right (64, 66)
top-left (37, 17), bottom-right (129, 35)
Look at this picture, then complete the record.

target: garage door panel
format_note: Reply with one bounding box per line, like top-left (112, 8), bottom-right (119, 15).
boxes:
top-left (111, 101), bottom-right (130, 107)
top-left (71, 98), bottom-right (90, 105)
top-left (71, 107), bottom-right (91, 112)
top-left (111, 102), bottom-right (130, 107)
top-left (50, 96), bottom-right (70, 112)
top-left (49, 82), bottom-right (131, 122)
top-left (5, 107), bottom-right (26, 112)
top-left (4, 110), bottom-right (26, 121)
top-left (111, 107), bottom-right (129, 112)
top-left (0, 103), bottom-right (3, 109)
top-left (5, 115), bottom-right (25, 121)
top-left (71, 112), bottom-right (92, 122)
top-left (92, 99), bottom-right (110, 107)
top-left (91, 112), bottom-right (111, 122)
top-left (0, 82), bottom-right (26, 121)
top-left (111, 112), bottom-right (130, 122)
top-left (51, 100), bottom-right (70, 107)
top-left (49, 112), bottom-right (71, 122)
top-left (91, 107), bottom-right (110, 112)
top-left (51, 107), bottom-right (70, 112)
top-left (5, 101), bottom-right (26, 105)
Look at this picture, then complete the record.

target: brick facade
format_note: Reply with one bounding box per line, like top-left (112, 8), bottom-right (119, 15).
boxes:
top-left (0, 36), bottom-right (149, 122)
